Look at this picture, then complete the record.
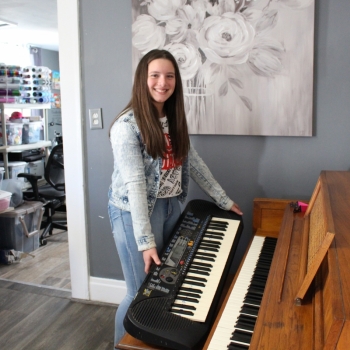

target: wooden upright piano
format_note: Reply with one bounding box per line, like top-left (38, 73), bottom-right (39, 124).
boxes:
top-left (205, 171), bottom-right (350, 349)
top-left (118, 171), bottom-right (350, 349)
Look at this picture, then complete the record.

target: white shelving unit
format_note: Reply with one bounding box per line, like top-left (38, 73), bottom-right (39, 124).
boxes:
top-left (0, 103), bottom-right (52, 180)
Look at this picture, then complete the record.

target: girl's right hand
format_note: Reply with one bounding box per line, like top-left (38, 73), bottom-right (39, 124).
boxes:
top-left (143, 247), bottom-right (161, 274)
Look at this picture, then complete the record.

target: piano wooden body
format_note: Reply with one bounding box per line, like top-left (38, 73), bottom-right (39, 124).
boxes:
top-left (118, 171), bottom-right (350, 350)
top-left (251, 171), bottom-right (350, 349)
top-left (205, 171), bottom-right (350, 349)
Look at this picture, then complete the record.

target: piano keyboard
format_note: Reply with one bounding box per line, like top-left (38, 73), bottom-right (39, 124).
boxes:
top-left (171, 217), bottom-right (240, 322)
top-left (124, 199), bottom-right (244, 350)
top-left (206, 235), bottom-right (277, 350)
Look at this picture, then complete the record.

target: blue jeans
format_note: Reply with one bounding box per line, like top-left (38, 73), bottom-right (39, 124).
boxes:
top-left (108, 196), bottom-right (181, 346)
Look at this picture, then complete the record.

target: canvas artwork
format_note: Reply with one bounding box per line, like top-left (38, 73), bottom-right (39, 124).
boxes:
top-left (131, 0), bottom-right (315, 136)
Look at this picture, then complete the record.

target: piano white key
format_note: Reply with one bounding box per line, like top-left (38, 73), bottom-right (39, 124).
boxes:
top-left (206, 235), bottom-right (265, 350)
top-left (172, 217), bottom-right (241, 322)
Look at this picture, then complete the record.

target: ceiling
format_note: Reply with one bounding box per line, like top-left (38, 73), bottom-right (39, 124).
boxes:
top-left (0, 0), bottom-right (59, 51)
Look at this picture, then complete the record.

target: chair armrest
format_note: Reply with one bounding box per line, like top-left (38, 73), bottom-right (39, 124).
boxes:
top-left (17, 173), bottom-right (42, 182)
top-left (17, 173), bottom-right (42, 200)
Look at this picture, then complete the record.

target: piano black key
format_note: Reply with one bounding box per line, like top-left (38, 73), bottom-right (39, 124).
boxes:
top-left (197, 245), bottom-right (219, 252)
top-left (176, 296), bottom-right (199, 303)
top-left (240, 304), bottom-right (259, 317)
top-left (172, 303), bottom-right (196, 310)
top-left (180, 286), bottom-right (203, 294)
top-left (193, 256), bottom-right (215, 262)
top-left (188, 268), bottom-right (210, 276)
top-left (170, 308), bottom-right (194, 316)
top-left (207, 225), bottom-right (227, 231)
top-left (228, 344), bottom-right (249, 350)
top-left (247, 285), bottom-right (264, 295)
top-left (190, 262), bottom-right (211, 272)
top-left (195, 251), bottom-right (217, 258)
top-left (208, 221), bottom-right (228, 226)
top-left (205, 231), bottom-right (225, 236)
top-left (208, 220), bottom-right (228, 227)
top-left (177, 291), bottom-right (202, 299)
top-left (203, 235), bottom-right (224, 241)
top-left (235, 315), bottom-right (256, 331)
top-left (244, 294), bottom-right (262, 306)
top-left (201, 239), bottom-right (221, 246)
top-left (185, 275), bottom-right (207, 283)
top-left (249, 279), bottom-right (268, 289)
top-left (200, 242), bottom-right (221, 250)
top-left (182, 280), bottom-right (206, 287)
top-left (231, 329), bottom-right (253, 344)
top-left (199, 246), bottom-right (220, 253)
top-left (191, 261), bottom-right (213, 268)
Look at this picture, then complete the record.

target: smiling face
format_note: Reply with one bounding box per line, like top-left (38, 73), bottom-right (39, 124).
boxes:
top-left (147, 58), bottom-right (176, 117)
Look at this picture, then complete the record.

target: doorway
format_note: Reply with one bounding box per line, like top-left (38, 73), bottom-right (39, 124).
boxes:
top-left (0, 0), bottom-right (71, 294)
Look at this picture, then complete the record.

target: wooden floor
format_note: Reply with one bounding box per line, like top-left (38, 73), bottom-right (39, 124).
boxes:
top-left (0, 279), bottom-right (117, 350)
top-left (0, 217), bottom-right (118, 349)
top-left (0, 229), bottom-right (71, 290)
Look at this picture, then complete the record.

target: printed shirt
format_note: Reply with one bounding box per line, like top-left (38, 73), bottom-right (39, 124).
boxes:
top-left (158, 116), bottom-right (182, 198)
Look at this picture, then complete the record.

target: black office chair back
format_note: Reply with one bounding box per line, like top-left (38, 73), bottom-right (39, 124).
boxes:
top-left (45, 144), bottom-right (65, 192)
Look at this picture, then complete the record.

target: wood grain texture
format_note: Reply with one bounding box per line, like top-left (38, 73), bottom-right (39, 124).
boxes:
top-left (0, 279), bottom-right (117, 350)
top-left (250, 171), bottom-right (350, 350)
top-left (0, 217), bottom-right (118, 350)
top-left (253, 198), bottom-right (298, 238)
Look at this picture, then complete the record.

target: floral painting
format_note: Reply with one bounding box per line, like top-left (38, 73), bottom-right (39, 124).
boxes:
top-left (131, 0), bottom-right (315, 136)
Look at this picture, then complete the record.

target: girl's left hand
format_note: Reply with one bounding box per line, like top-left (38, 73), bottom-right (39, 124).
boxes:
top-left (143, 247), bottom-right (161, 274)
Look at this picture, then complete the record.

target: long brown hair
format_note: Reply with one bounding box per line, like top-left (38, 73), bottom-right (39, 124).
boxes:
top-left (110, 49), bottom-right (190, 161)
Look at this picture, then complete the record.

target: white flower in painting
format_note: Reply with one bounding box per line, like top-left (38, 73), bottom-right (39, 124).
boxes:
top-left (166, 5), bottom-right (205, 47)
top-left (198, 12), bottom-right (255, 64)
top-left (164, 42), bottom-right (202, 81)
top-left (146, 0), bottom-right (187, 21)
top-left (190, 0), bottom-right (208, 20)
top-left (242, 8), bottom-right (264, 26)
top-left (278, 0), bottom-right (314, 9)
top-left (200, 0), bottom-right (237, 16)
top-left (247, 9), bottom-right (279, 34)
top-left (247, 38), bottom-right (285, 77)
top-left (132, 15), bottom-right (166, 55)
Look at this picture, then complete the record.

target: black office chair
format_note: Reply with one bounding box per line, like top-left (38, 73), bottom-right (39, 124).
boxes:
top-left (18, 143), bottom-right (67, 246)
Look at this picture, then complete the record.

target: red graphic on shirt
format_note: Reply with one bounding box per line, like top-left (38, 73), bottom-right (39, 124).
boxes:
top-left (162, 133), bottom-right (182, 170)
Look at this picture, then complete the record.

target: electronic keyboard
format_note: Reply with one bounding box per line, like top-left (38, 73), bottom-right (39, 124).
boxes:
top-left (124, 199), bottom-right (244, 350)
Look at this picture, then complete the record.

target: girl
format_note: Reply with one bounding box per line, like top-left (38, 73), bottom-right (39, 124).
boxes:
top-left (108, 49), bottom-right (242, 345)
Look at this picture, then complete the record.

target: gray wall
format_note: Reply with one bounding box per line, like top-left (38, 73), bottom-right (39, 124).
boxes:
top-left (41, 49), bottom-right (59, 71)
top-left (80, 0), bottom-right (350, 280)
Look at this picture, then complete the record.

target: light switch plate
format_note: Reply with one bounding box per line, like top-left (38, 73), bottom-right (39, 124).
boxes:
top-left (89, 108), bottom-right (103, 129)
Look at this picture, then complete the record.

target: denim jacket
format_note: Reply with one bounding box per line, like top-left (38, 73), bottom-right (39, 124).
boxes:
top-left (108, 110), bottom-right (234, 251)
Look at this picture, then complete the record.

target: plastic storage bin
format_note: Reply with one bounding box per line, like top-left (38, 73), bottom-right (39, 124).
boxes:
top-left (0, 122), bottom-right (23, 145)
top-left (0, 161), bottom-right (27, 183)
top-left (0, 190), bottom-right (12, 212)
top-left (26, 158), bottom-right (45, 178)
top-left (22, 121), bottom-right (42, 144)
top-left (0, 167), bottom-right (4, 189)
top-left (0, 201), bottom-right (44, 253)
